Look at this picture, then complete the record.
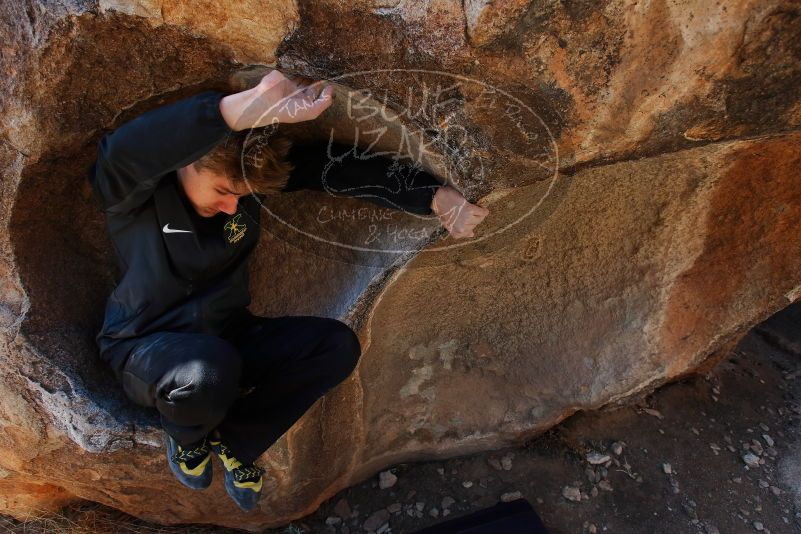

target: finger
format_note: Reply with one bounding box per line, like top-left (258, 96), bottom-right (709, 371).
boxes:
top-left (314, 80), bottom-right (334, 98)
top-left (304, 80), bottom-right (325, 99)
top-left (465, 204), bottom-right (488, 214)
top-left (295, 85), bottom-right (314, 103)
top-left (316, 88), bottom-right (334, 108)
top-left (312, 84), bottom-right (333, 102)
top-left (306, 91), bottom-right (334, 117)
top-left (300, 80), bottom-right (327, 101)
top-left (289, 73), bottom-right (313, 87)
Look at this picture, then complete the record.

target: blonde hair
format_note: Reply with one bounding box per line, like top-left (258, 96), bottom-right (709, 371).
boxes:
top-left (193, 130), bottom-right (295, 194)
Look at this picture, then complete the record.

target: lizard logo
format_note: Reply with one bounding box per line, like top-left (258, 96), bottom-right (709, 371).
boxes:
top-left (224, 213), bottom-right (247, 244)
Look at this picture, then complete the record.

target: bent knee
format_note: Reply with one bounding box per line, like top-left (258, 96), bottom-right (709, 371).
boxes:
top-left (162, 344), bottom-right (242, 408)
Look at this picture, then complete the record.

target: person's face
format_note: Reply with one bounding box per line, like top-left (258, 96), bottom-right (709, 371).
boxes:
top-left (177, 163), bottom-right (251, 217)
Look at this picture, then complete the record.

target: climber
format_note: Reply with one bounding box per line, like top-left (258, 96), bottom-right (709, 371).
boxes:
top-left (88, 69), bottom-right (489, 512)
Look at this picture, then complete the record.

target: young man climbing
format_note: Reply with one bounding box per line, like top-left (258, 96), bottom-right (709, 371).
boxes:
top-left (89, 69), bottom-right (489, 512)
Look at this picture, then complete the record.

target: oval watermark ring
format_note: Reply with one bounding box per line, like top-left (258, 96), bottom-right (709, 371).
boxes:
top-left (239, 68), bottom-right (560, 255)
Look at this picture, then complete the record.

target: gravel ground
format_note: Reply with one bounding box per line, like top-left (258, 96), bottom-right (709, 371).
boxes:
top-left (288, 316), bottom-right (801, 534)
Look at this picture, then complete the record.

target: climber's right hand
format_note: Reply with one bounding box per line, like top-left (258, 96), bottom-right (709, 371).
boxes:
top-left (219, 69), bottom-right (335, 131)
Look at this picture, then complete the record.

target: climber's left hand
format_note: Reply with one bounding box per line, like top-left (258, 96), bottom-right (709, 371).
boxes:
top-left (431, 185), bottom-right (490, 239)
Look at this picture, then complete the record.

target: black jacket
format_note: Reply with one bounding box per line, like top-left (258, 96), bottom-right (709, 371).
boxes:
top-left (89, 90), bottom-right (440, 373)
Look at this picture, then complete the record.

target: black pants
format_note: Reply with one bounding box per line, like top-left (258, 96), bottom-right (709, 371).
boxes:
top-left (110, 309), bottom-right (361, 465)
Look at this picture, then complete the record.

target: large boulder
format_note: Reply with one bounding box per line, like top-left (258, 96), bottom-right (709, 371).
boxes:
top-left (0, 0), bottom-right (799, 529)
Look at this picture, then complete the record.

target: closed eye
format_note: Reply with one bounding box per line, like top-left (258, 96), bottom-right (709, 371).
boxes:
top-left (216, 189), bottom-right (244, 197)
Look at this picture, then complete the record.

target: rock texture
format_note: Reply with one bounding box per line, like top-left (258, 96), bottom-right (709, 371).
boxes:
top-left (0, 0), bottom-right (799, 529)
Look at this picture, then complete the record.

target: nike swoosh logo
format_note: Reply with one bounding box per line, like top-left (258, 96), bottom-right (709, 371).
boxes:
top-left (162, 223), bottom-right (192, 234)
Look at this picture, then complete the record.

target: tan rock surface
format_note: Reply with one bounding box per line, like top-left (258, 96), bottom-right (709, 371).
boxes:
top-left (0, 0), bottom-right (799, 529)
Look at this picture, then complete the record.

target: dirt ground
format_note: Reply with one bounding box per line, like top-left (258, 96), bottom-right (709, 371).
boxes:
top-left (3, 305), bottom-right (800, 534)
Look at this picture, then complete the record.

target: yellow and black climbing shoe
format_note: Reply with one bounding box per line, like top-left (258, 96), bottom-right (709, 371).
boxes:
top-left (209, 438), bottom-right (264, 512)
top-left (165, 433), bottom-right (212, 490)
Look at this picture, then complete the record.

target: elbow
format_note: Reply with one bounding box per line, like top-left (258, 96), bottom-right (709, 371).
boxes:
top-left (97, 128), bottom-right (139, 168)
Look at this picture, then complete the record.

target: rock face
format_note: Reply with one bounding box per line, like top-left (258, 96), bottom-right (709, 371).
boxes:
top-left (1, 0), bottom-right (800, 529)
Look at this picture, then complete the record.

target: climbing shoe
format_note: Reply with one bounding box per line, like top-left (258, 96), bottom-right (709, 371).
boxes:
top-left (209, 437), bottom-right (264, 512)
top-left (165, 433), bottom-right (212, 490)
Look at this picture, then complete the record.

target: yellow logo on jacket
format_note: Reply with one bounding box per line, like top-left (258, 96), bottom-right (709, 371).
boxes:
top-left (224, 213), bottom-right (247, 244)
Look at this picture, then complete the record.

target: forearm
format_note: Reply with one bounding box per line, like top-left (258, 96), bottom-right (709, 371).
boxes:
top-left (282, 142), bottom-right (442, 215)
top-left (218, 86), bottom-right (263, 132)
top-left (345, 180), bottom-right (441, 215)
